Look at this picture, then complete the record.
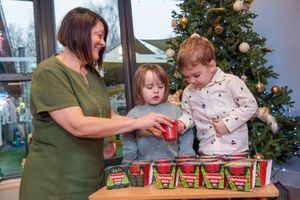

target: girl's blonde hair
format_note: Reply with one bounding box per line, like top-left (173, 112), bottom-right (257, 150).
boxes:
top-left (133, 64), bottom-right (169, 105)
top-left (177, 34), bottom-right (215, 70)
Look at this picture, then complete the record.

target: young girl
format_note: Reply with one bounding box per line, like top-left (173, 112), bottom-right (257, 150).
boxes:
top-left (121, 64), bottom-right (195, 163)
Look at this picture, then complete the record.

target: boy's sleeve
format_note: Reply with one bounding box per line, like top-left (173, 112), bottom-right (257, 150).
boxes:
top-left (178, 90), bottom-right (195, 132)
top-left (223, 76), bottom-right (258, 132)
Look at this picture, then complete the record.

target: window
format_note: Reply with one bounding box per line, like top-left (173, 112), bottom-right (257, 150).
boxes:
top-left (0, 0), bottom-right (35, 180)
top-left (131, 0), bottom-right (179, 63)
top-left (131, 0), bottom-right (179, 91)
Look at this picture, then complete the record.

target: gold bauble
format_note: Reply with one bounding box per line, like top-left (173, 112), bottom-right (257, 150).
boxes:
top-left (271, 85), bottom-right (281, 94)
top-left (214, 23), bottom-right (224, 34)
top-left (256, 82), bottom-right (265, 92)
top-left (179, 16), bottom-right (188, 28)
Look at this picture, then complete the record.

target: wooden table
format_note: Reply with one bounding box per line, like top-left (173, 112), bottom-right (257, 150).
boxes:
top-left (89, 183), bottom-right (279, 200)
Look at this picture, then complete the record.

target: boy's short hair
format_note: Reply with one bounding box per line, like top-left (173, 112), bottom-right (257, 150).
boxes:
top-left (177, 34), bottom-right (216, 70)
top-left (133, 64), bottom-right (169, 105)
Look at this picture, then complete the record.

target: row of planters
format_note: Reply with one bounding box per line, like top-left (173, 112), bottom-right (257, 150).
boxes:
top-left (105, 153), bottom-right (272, 192)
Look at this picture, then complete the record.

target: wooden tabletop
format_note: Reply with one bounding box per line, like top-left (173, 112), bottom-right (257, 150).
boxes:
top-left (89, 182), bottom-right (279, 200)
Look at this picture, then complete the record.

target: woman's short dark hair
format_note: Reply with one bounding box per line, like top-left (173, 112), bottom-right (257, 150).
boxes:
top-left (57, 7), bottom-right (109, 70)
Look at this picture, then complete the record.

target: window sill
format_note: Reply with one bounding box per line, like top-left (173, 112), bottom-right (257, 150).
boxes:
top-left (0, 178), bottom-right (21, 190)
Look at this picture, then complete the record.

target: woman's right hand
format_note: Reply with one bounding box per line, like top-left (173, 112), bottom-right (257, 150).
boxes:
top-left (134, 112), bottom-right (174, 137)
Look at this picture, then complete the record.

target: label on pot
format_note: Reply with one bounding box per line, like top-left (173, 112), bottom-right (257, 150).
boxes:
top-left (201, 162), bottom-right (225, 189)
top-left (178, 162), bottom-right (202, 188)
top-left (153, 163), bottom-right (177, 189)
top-left (105, 165), bottom-right (130, 189)
top-left (224, 160), bottom-right (256, 192)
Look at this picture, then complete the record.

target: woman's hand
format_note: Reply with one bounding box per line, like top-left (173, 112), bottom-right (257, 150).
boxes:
top-left (134, 112), bottom-right (174, 137)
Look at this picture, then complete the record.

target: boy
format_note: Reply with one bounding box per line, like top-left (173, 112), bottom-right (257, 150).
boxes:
top-left (177, 34), bottom-right (258, 155)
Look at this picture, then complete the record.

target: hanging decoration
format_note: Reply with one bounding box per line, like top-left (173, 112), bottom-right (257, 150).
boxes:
top-left (271, 85), bottom-right (281, 94)
top-left (261, 47), bottom-right (273, 52)
top-left (208, 7), bottom-right (226, 12)
top-left (239, 41), bottom-right (250, 53)
top-left (256, 107), bottom-right (279, 134)
top-left (233, 0), bottom-right (244, 12)
top-left (165, 48), bottom-right (175, 58)
top-left (179, 16), bottom-right (188, 28)
top-left (256, 81), bottom-right (265, 92)
top-left (171, 19), bottom-right (177, 28)
top-left (214, 23), bottom-right (224, 35)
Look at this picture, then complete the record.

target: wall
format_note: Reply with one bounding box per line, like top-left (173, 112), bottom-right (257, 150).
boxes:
top-left (251, 0), bottom-right (300, 116)
top-left (251, 1), bottom-right (300, 193)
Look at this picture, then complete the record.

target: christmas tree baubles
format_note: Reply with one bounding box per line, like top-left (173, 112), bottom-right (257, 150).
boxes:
top-left (239, 42), bottom-right (250, 53)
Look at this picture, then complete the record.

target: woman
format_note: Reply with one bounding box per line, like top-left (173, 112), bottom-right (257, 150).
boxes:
top-left (19, 7), bottom-right (173, 200)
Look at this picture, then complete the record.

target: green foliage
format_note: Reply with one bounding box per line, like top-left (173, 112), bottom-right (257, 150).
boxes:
top-left (168, 0), bottom-right (300, 162)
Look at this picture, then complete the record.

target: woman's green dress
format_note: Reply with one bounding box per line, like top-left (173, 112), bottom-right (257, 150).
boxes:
top-left (19, 56), bottom-right (111, 200)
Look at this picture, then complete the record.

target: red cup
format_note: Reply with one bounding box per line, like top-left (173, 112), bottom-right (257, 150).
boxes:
top-left (162, 120), bottom-right (178, 141)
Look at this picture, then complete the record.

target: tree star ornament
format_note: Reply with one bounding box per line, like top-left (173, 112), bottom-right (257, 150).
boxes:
top-left (233, 0), bottom-right (244, 12)
top-left (239, 42), bottom-right (250, 53)
top-left (165, 48), bottom-right (175, 58)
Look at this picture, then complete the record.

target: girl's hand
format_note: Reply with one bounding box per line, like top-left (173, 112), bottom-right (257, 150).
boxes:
top-left (212, 118), bottom-right (229, 137)
top-left (147, 126), bottom-right (163, 137)
top-left (178, 120), bottom-right (186, 134)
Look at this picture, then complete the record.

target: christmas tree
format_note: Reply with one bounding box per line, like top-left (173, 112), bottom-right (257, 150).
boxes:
top-left (165, 0), bottom-right (300, 162)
